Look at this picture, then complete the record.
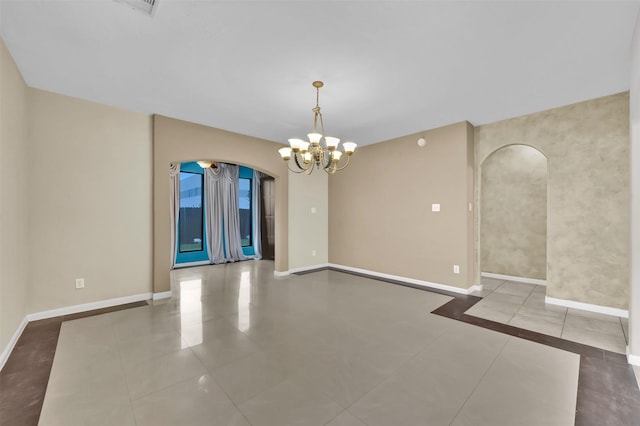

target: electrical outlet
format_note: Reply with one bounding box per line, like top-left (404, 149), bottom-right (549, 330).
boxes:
top-left (75, 278), bottom-right (85, 289)
top-left (453, 265), bottom-right (460, 274)
top-left (432, 203), bottom-right (440, 212)
top-left (312, 250), bottom-right (316, 256)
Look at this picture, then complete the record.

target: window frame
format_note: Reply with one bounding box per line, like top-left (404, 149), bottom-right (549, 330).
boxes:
top-left (175, 162), bottom-right (209, 265)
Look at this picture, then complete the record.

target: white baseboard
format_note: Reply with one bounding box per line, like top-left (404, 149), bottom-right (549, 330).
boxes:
top-left (152, 291), bottom-right (172, 300)
top-left (1, 292), bottom-right (151, 371)
top-left (329, 263), bottom-right (479, 295)
top-left (0, 316), bottom-right (29, 371)
top-left (545, 296), bottom-right (629, 318)
top-left (288, 263), bottom-right (331, 274)
top-left (26, 292), bottom-right (152, 322)
top-left (273, 263), bottom-right (331, 277)
top-left (481, 272), bottom-right (546, 286)
top-left (627, 346), bottom-right (640, 367)
top-left (468, 284), bottom-right (483, 294)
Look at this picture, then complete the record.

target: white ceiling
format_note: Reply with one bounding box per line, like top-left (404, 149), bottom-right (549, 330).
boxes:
top-left (1, 0), bottom-right (638, 146)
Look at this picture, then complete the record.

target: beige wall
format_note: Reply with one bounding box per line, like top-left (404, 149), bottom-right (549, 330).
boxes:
top-left (629, 10), bottom-right (640, 358)
top-left (152, 116), bottom-right (291, 293)
top-left (27, 89), bottom-right (153, 312)
top-left (481, 145), bottom-right (547, 280)
top-left (476, 93), bottom-right (630, 309)
top-left (329, 122), bottom-right (476, 290)
top-left (288, 170), bottom-right (328, 270)
top-left (0, 39), bottom-right (30, 353)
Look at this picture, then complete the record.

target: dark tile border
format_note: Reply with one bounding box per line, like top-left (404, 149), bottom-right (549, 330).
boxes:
top-left (300, 267), bottom-right (640, 426)
top-left (0, 301), bottom-right (148, 426)
top-left (3, 268), bottom-right (640, 426)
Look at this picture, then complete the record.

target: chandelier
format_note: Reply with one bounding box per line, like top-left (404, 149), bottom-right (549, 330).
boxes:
top-left (278, 81), bottom-right (356, 174)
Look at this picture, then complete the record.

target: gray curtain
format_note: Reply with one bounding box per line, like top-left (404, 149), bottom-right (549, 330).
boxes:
top-left (205, 165), bottom-right (225, 264)
top-left (205, 163), bottom-right (247, 263)
top-left (252, 170), bottom-right (263, 259)
top-left (222, 164), bottom-right (246, 262)
top-left (169, 162), bottom-right (181, 269)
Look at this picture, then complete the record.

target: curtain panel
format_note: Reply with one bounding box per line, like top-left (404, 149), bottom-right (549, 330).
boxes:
top-left (204, 163), bottom-right (247, 264)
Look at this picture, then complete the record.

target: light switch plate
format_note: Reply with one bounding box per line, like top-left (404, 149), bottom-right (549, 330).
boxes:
top-left (432, 204), bottom-right (440, 212)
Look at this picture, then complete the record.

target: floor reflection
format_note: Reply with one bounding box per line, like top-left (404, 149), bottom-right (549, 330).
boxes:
top-left (38, 261), bottom-right (595, 426)
top-left (237, 271), bottom-right (251, 332)
top-left (179, 278), bottom-right (203, 348)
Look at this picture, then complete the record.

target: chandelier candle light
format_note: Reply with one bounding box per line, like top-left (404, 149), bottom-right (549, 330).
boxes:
top-left (278, 81), bottom-right (356, 174)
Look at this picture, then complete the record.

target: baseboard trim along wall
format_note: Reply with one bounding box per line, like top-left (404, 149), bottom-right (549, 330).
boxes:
top-left (546, 296), bottom-right (629, 319)
top-left (627, 347), bottom-right (640, 367)
top-left (0, 316), bottom-right (29, 371)
top-left (330, 263), bottom-right (481, 295)
top-left (152, 291), bottom-right (172, 300)
top-left (287, 264), bottom-right (331, 275)
top-left (1, 292), bottom-right (152, 371)
top-left (274, 264), bottom-right (332, 277)
top-left (481, 272), bottom-right (547, 286)
top-left (26, 293), bottom-right (153, 322)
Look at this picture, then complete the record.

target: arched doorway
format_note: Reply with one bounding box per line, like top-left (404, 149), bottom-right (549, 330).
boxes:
top-left (152, 114), bottom-right (290, 295)
top-left (171, 161), bottom-right (276, 268)
top-left (479, 144), bottom-right (548, 283)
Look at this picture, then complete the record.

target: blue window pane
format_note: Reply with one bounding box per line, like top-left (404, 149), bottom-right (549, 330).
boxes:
top-left (239, 178), bottom-right (251, 247)
top-left (179, 172), bottom-right (204, 252)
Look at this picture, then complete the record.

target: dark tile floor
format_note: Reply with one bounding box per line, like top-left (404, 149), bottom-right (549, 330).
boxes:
top-left (2, 267), bottom-right (640, 425)
top-left (0, 301), bottom-right (148, 426)
top-left (323, 268), bottom-right (640, 426)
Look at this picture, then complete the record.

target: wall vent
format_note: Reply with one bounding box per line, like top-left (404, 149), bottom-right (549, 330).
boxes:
top-left (114, 0), bottom-right (159, 16)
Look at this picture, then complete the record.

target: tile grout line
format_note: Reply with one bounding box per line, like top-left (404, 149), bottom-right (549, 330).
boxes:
top-left (336, 325), bottom-right (454, 424)
top-left (176, 308), bottom-right (258, 426)
top-left (6, 269), bottom-right (639, 426)
top-left (560, 305), bottom-right (569, 339)
top-left (449, 336), bottom-right (511, 424)
top-left (109, 319), bottom-right (140, 425)
top-left (319, 268), bottom-right (639, 424)
top-left (201, 351), bottom-right (257, 426)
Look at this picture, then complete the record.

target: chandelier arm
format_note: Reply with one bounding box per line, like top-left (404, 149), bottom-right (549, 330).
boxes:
top-left (323, 163), bottom-right (337, 174)
top-left (286, 162), bottom-right (307, 173)
top-left (305, 163), bottom-right (315, 175)
top-left (293, 151), bottom-right (306, 171)
top-left (285, 152), bottom-right (311, 173)
top-left (332, 154), bottom-right (352, 171)
top-left (322, 151), bottom-right (333, 170)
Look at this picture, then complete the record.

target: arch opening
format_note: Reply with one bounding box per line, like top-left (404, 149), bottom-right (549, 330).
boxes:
top-left (479, 144), bottom-right (548, 283)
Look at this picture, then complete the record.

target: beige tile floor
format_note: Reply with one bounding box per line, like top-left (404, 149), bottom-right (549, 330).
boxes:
top-left (468, 277), bottom-right (629, 354)
top-left (39, 262), bottom-right (580, 426)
